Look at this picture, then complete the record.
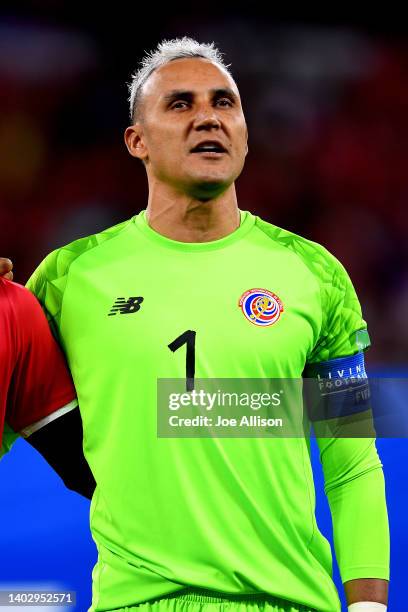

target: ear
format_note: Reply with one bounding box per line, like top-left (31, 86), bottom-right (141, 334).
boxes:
top-left (124, 124), bottom-right (148, 162)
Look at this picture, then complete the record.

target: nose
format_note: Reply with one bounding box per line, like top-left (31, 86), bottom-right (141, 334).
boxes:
top-left (193, 107), bottom-right (221, 131)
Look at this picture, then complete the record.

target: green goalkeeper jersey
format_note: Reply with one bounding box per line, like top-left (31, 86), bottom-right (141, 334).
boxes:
top-left (27, 210), bottom-right (389, 612)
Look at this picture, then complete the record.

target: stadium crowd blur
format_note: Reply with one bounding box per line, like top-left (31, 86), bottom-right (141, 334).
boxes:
top-left (0, 13), bottom-right (407, 365)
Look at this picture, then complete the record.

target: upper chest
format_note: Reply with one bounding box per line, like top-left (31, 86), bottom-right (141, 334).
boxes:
top-left (59, 244), bottom-right (322, 377)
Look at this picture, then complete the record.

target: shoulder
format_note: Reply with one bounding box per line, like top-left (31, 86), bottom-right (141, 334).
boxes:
top-left (27, 217), bottom-right (134, 304)
top-left (32, 217), bottom-right (134, 284)
top-left (0, 278), bottom-right (40, 314)
top-left (0, 279), bottom-right (47, 348)
top-left (253, 215), bottom-right (347, 285)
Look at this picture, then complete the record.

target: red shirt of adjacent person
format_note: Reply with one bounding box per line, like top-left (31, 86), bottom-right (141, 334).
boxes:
top-left (0, 278), bottom-right (77, 444)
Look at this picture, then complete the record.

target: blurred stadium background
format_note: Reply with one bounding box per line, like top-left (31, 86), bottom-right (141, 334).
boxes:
top-left (0, 5), bottom-right (406, 611)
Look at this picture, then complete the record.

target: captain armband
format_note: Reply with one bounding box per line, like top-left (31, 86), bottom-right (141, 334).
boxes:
top-left (304, 351), bottom-right (371, 422)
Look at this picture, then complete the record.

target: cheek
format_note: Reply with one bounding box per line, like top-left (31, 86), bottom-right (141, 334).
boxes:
top-left (233, 135), bottom-right (248, 161)
top-left (232, 122), bottom-right (248, 150)
top-left (146, 128), bottom-right (183, 164)
top-left (147, 140), bottom-right (174, 169)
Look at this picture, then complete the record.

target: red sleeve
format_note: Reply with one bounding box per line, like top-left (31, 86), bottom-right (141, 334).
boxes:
top-left (6, 281), bottom-right (77, 433)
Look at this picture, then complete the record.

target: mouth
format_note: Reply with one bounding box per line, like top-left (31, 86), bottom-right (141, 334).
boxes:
top-left (190, 140), bottom-right (228, 156)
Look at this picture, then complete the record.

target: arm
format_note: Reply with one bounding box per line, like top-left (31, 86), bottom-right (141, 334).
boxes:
top-left (5, 281), bottom-right (95, 499)
top-left (317, 435), bottom-right (390, 608)
top-left (304, 249), bottom-right (390, 608)
top-left (309, 354), bottom-right (390, 608)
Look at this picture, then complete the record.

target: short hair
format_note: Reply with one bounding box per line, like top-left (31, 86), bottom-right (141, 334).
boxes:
top-left (127, 36), bottom-right (233, 123)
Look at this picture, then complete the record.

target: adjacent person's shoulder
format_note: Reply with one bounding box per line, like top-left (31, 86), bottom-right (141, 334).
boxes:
top-left (0, 277), bottom-right (39, 314)
top-left (0, 280), bottom-right (48, 346)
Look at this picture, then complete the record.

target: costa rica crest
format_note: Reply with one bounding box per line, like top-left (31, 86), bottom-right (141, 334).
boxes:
top-left (238, 288), bottom-right (283, 327)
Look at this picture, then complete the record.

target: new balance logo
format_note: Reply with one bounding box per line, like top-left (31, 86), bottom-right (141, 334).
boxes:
top-left (108, 297), bottom-right (144, 316)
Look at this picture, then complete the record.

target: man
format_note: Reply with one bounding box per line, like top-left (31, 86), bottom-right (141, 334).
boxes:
top-left (0, 272), bottom-right (95, 499)
top-left (1, 38), bottom-right (389, 612)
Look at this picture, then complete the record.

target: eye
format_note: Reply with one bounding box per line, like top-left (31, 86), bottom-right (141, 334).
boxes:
top-left (171, 101), bottom-right (189, 110)
top-left (216, 98), bottom-right (233, 107)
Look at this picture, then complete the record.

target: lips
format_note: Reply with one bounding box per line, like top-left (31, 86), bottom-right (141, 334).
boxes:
top-left (190, 140), bottom-right (227, 153)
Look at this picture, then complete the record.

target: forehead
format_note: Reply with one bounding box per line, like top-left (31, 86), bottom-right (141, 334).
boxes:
top-left (142, 57), bottom-right (240, 99)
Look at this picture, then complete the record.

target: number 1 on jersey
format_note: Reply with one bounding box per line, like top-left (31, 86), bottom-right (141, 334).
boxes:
top-left (168, 330), bottom-right (196, 391)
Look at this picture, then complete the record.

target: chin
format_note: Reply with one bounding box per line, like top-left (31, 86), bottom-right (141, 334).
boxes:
top-left (186, 175), bottom-right (232, 199)
top-left (190, 167), bottom-right (234, 186)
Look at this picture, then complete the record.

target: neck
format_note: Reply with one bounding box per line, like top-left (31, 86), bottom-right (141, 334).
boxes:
top-left (144, 181), bottom-right (240, 243)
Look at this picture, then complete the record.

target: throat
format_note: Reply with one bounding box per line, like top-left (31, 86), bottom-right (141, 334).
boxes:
top-left (145, 203), bottom-right (241, 244)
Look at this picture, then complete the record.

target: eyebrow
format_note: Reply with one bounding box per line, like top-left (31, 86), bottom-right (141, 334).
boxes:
top-left (163, 88), bottom-right (238, 104)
